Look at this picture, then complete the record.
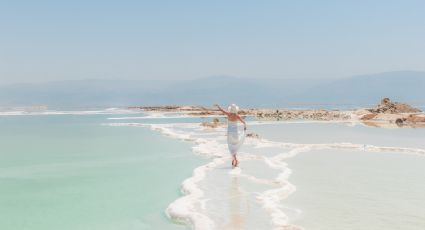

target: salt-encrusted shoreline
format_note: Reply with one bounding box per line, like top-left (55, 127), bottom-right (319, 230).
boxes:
top-left (129, 98), bottom-right (425, 128)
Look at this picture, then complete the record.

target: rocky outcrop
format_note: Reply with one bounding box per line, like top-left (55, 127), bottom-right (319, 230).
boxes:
top-left (367, 98), bottom-right (421, 114)
top-left (355, 98), bottom-right (424, 127)
top-left (201, 118), bottom-right (223, 128)
top-left (406, 114), bottom-right (425, 123)
top-left (246, 132), bottom-right (260, 138)
top-left (255, 109), bottom-right (351, 121)
top-left (189, 111), bottom-right (222, 116)
top-left (360, 113), bottom-right (378, 121)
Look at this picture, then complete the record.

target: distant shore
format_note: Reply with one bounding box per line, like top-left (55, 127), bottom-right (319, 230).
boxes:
top-left (129, 98), bottom-right (425, 128)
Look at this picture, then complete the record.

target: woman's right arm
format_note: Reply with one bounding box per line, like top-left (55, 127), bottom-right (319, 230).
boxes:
top-left (214, 104), bottom-right (229, 115)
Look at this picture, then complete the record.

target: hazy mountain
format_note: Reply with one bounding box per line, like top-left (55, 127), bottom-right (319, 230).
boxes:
top-left (0, 71), bottom-right (424, 109)
top-left (295, 71), bottom-right (425, 106)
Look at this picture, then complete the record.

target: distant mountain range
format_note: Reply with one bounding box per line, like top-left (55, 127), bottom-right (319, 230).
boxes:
top-left (0, 71), bottom-right (424, 109)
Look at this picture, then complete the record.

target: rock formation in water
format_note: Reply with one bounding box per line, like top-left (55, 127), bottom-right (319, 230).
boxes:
top-left (246, 132), bottom-right (260, 138)
top-left (355, 98), bottom-right (425, 127)
top-left (201, 118), bottom-right (223, 128)
top-left (368, 98), bottom-right (421, 114)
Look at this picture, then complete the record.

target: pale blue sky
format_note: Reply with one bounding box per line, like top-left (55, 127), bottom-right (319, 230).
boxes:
top-left (1, 0), bottom-right (424, 84)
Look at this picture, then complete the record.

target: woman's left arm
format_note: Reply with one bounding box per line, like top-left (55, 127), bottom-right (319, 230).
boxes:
top-left (214, 104), bottom-right (229, 116)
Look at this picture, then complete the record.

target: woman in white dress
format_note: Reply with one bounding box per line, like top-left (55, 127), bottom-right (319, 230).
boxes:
top-left (215, 104), bottom-right (247, 167)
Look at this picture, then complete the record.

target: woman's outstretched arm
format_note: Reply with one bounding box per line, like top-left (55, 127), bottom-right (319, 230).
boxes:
top-left (214, 104), bottom-right (229, 116)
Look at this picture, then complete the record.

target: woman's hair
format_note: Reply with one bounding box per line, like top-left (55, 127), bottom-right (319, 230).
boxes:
top-left (227, 104), bottom-right (239, 114)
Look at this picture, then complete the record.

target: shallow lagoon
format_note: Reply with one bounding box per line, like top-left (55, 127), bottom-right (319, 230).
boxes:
top-left (1, 114), bottom-right (424, 230)
top-left (252, 122), bottom-right (425, 229)
top-left (0, 114), bottom-right (204, 230)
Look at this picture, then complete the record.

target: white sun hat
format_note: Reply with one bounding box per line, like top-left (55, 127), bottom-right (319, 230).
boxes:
top-left (228, 104), bottom-right (239, 114)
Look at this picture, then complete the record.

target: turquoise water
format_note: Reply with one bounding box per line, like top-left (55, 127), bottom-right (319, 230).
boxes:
top-left (0, 115), bottom-right (204, 230)
top-left (1, 114), bottom-right (425, 230)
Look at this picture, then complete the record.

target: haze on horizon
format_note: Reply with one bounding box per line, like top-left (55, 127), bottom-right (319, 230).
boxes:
top-left (1, 0), bottom-right (425, 85)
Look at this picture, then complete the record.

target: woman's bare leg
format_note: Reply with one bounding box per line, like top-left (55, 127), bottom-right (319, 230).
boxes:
top-left (232, 154), bottom-right (237, 167)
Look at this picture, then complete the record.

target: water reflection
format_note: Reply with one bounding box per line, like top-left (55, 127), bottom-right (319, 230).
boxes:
top-left (225, 175), bottom-right (250, 229)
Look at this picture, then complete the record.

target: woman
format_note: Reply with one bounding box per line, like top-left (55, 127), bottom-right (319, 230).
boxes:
top-left (215, 104), bottom-right (247, 167)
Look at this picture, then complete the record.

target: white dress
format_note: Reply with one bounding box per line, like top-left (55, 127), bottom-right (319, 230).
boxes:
top-left (227, 120), bottom-right (245, 155)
